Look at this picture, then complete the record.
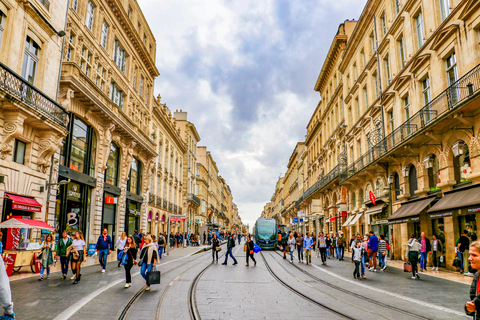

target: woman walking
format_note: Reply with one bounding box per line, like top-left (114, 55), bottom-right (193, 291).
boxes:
top-left (116, 232), bottom-right (127, 267)
top-left (465, 240), bottom-right (480, 319)
top-left (245, 236), bottom-right (256, 266)
top-left (378, 235), bottom-right (387, 271)
top-left (212, 233), bottom-right (220, 262)
top-left (287, 233), bottom-right (296, 263)
top-left (406, 234), bottom-right (421, 280)
top-left (352, 240), bottom-right (363, 279)
top-left (139, 235), bottom-right (157, 291)
top-left (72, 231), bottom-right (86, 284)
top-left (39, 234), bottom-right (55, 280)
top-left (431, 234), bottom-right (443, 271)
top-left (123, 235), bottom-right (137, 288)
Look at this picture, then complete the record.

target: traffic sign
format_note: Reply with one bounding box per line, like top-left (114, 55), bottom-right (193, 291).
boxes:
top-left (293, 218), bottom-right (299, 223)
top-left (369, 190), bottom-right (376, 205)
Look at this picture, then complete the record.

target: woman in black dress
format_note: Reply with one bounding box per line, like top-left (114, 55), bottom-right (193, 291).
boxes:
top-left (245, 236), bottom-right (256, 266)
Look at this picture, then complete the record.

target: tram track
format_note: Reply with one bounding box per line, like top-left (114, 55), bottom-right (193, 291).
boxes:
top-left (270, 250), bottom-right (433, 320)
top-left (260, 251), bottom-right (357, 320)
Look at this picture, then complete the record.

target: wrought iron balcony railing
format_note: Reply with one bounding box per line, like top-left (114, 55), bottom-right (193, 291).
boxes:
top-left (156, 196), bottom-right (162, 207)
top-left (341, 63), bottom-right (480, 182)
top-left (296, 165), bottom-right (340, 207)
top-left (187, 193), bottom-right (201, 206)
top-left (168, 202), bottom-right (173, 212)
top-left (0, 62), bottom-right (68, 127)
top-left (163, 200), bottom-right (168, 209)
top-left (174, 204), bottom-right (178, 213)
top-left (148, 193), bottom-right (155, 205)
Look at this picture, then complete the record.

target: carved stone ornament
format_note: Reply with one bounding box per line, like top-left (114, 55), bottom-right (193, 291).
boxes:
top-left (37, 132), bottom-right (63, 174)
top-left (0, 122), bottom-right (22, 160)
top-left (59, 89), bottom-right (75, 111)
top-left (101, 123), bottom-right (115, 171)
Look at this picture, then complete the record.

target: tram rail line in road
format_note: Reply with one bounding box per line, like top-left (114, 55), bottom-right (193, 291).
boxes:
top-left (270, 251), bottom-right (433, 320)
top-left (115, 243), bottom-right (227, 320)
top-left (260, 251), bottom-right (357, 320)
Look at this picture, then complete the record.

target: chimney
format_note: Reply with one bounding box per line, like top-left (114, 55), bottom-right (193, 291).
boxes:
top-left (173, 109), bottom-right (187, 121)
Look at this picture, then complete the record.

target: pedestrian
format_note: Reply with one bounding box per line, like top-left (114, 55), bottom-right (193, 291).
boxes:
top-left (208, 232), bottom-right (212, 245)
top-left (0, 249), bottom-right (15, 319)
top-left (116, 232), bottom-right (127, 267)
top-left (378, 234), bottom-right (387, 271)
top-left (96, 228), bottom-right (113, 273)
top-left (0, 231), bottom-right (3, 254)
top-left (133, 230), bottom-right (141, 251)
top-left (338, 232), bottom-right (346, 260)
top-left (317, 232), bottom-right (327, 265)
top-left (138, 235), bottom-right (157, 291)
top-left (333, 232), bottom-right (340, 259)
top-left (203, 231), bottom-right (206, 245)
top-left (212, 233), bottom-right (220, 262)
top-left (326, 234), bottom-right (332, 259)
top-left (152, 235), bottom-right (159, 251)
top-left (158, 234), bottom-right (166, 259)
top-left (71, 231), bottom-right (86, 284)
top-left (282, 233), bottom-right (288, 259)
top-left (367, 231), bottom-right (378, 272)
top-left (406, 234), bottom-right (421, 280)
top-left (38, 234), bottom-right (55, 281)
top-left (419, 232), bottom-right (431, 272)
top-left (287, 233), bottom-right (296, 263)
top-left (57, 230), bottom-right (72, 280)
top-left (349, 235), bottom-right (356, 252)
top-left (296, 233), bottom-right (304, 263)
top-left (304, 233), bottom-right (313, 265)
top-left (431, 234), bottom-right (443, 271)
top-left (465, 240), bottom-right (480, 319)
top-left (222, 232), bottom-right (238, 265)
top-left (352, 240), bottom-right (363, 279)
top-left (361, 235), bottom-right (368, 279)
top-left (245, 236), bottom-right (256, 266)
top-left (458, 230), bottom-right (472, 275)
top-left (123, 235), bottom-right (137, 288)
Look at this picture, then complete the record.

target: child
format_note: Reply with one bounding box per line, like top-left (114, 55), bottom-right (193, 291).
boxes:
top-left (352, 240), bottom-right (363, 279)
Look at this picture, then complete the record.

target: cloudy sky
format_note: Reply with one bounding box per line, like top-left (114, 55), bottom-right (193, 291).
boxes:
top-left (140, 0), bottom-right (366, 229)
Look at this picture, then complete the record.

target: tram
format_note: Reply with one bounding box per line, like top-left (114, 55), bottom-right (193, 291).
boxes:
top-left (253, 218), bottom-right (277, 249)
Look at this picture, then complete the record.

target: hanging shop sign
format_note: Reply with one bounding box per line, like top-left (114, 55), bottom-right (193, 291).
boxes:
top-left (369, 190), bottom-right (376, 205)
top-left (105, 195), bottom-right (117, 204)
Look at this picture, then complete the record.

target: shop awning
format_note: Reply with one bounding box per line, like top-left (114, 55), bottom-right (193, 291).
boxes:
top-left (388, 196), bottom-right (437, 221)
top-left (342, 215), bottom-right (355, 227)
top-left (349, 213), bottom-right (363, 225)
top-left (0, 217), bottom-right (54, 230)
top-left (428, 185), bottom-right (480, 213)
top-left (365, 204), bottom-right (386, 216)
top-left (6, 194), bottom-right (42, 212)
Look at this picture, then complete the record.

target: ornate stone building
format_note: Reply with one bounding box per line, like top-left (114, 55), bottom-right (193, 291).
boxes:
top-left (0, 0), bottom-right (69, 244)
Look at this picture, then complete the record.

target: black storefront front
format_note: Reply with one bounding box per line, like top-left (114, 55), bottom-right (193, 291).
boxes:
top-left (125, 157), bottom-right (143, 235)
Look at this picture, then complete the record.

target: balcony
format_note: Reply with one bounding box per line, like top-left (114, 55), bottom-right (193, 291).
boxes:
top-left (163, 200), bottom-right (167, 210)
top-left (296, 165), bottom-right (340, 207)
top-left (148, 194), bottom-right (155, 205)
top-left (341, 63), bottom-right (480, 183)
top-left (156, 196), bottom-right (162, 207)
top-left (179, 207), bottom-right (182, 214)
top-left (187, 193), bottom-right (201, 206)
top-left (0, 62), bottom-right (68, 128)
top-left (168, 202), bottom-right (173, 212)
top-left (174, 204), bottom-right (178, 213)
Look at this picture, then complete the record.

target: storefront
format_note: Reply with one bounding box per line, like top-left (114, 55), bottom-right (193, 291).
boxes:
top-left (365, 203), bottom-right (388, 238)
top-left (125, 156), bottom-right (143, 236)
top-left (102, 191), bottom-right (118, 240)
top-left (103, 142), bottom-right (120, 240)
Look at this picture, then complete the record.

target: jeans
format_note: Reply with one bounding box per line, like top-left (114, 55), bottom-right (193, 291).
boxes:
top-left (420, 252), bottom-right (428, 270)
top-left (297, 246), bottom-right (304, 261)
top-left (305, 249), bottom-right (312, 263)
top-left (378, 253), bottom-right (385, 267)
top-left (98, 249), bottom-right (109, 270)
top-left (432, 251), bottom-right (438, 268)
top-left (458, 251), bottom-right (465, 272)
top-left (0, 256), bottom-right (14, 315)
top-left (158, 247), bottom-right (164, 259)
top-left (327, 247), bottom-right (331, 258)
top-left (224, 248), bottom-right (237, 264)
top-left (319, 248), bottom-right (327, 263)
top-left (140, 263), bottom-right (153, 286)
top-left (60, 256), bottom-right (69, 275)
top-left (339, 247), bottom-right (344, 259)
top-left (40, 265), bottom-right (50, 276)
top-left (290, 250), bottom-right (294, 262)
top-left (409, 251), bottom-right (419, 277)
top-left (335, 247), bottom-right (340, 258)
top-left (361, 255), bottom-right (365, 275)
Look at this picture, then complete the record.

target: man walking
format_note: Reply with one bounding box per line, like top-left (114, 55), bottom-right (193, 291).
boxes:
top-left (296, 233), bottom-right (304, 263)
top-left (419, 232), bottom-right (431, 272)
top-left (96, 228), bottom-right (113, 273)
top-left (222, 232), bottom-right (238, 265)
top-left (338, 232), bottom-right (346, 260)
top-left (133, 230), bottom-right (141, 248)
top-left (158, 233), bottom-right (166, 259)
top-left (57, 230), bottom-right (72, 280)
top-left (317, 232), bottom-right (327, 265)
top-left (367, 231), bottom-right (378, 272)
top-left (203, 231), bottom-right (206, 245)
top-left (304, 233), bottom-right (313, 265)
top-left (457, 230), bottom-right (470, 274)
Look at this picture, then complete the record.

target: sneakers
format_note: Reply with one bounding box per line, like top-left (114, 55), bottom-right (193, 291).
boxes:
top-left (246, 264), bottom-right (249, 266)
top-left (61, 275), bottom-right (66, 280)
top-left (38, 276), bottom-right (43, 281)
top-left (254, 261), bottom-right (256, 266)
top-left (362, 275), bottom-right (366, 279)
top-left (381, 266), bottom-right (387, 271)
top-left (102, 269), bottom-right (106, 273)
top-left (290, 260), bottom-right (293, 263)
top-left (373, 269), bottom-right (377, 272)
top-left (1, 312), bottom-right (15, 319)
top-left (221, 262), bottom-right (227, 265)
top-left (73, 280), bottom-right (79, 285)
top-left (465, 272), bottom-right (474, 276)
top-left (125, 283), bottom-right (130, 288)
top-left (411, 276), bottom-right (416, 279)
top-left (416, 273), bottom-right (420, 279)
top-left (233, 262), bottom-right (238, 265)
top-left (71, 274), bottom-right (76, 280)
top-left (47, 275), bottom-right (50, 279)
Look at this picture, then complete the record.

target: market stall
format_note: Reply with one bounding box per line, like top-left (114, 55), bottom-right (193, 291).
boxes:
top-left (0, 217), bottom-right (54, 276)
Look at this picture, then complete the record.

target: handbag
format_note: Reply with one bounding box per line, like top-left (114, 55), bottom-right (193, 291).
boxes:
top-left (403, 263), bottom-right (412, 273)
top-left (453, 257), bottom-right (461, 268)
top-left (147, 267), bottom-right (161, 285)
top-left (117, 250), bottom-right (124, 261)
top-left (121, 251), bottom-right (129, 265)
top-left (285, 246), bottom-right (290, 252)
top-left (250, 250), bottom-right (254, 255)
top-left (439, 255), bottom-right (444, 263)
top-left (244, 244), bottom-right (247, 252)
top-left (215, 246), bottom-right (221, 252)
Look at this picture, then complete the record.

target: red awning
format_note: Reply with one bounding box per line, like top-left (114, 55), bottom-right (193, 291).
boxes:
top-left (0, 217), bottom-right (54, 230)
top-left (329, 217), bottom-right (337, 221)
top-left (6, 194), bottom-right (42, 213)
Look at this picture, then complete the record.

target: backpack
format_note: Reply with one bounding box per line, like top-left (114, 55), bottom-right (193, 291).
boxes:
top-left (230, 237), bottom-right (236, 247)
top-left (158, 237), bottom-right (165, 245)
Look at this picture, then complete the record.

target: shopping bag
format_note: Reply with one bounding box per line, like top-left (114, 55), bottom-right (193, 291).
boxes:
top-left (121, 252), bottom-right (128, 265)
top-left (403, 263), bottom-right (412, 273)
top-left (117, 250), bottom-right (124, 261)
top-left (244, 244), bottom-right (247, 252)
top-left (147, 267), bottom-right (161, 285)
top-left (439, 255), bottom-right (444, 263)
top-left (253, 243), bottom-right (261, 253)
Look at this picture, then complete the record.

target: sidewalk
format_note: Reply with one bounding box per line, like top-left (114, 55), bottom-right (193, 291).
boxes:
top-left (342, 249), bottom-right (472, 285)
top-left (8, 244), bottom-right (215, 282)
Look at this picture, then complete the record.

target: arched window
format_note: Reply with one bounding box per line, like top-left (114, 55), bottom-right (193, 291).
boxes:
top-left (453, 142), bottom-right (471, 184)
top-left (409, 165), bottom-right (418, 196)
top-left (375, 179), bottom-right (384, 198)
top-left (351, 192), bottom-right (356, 210)
top-left (426, 155), bottom-right (439, 190)
top-left (359, 188), bottom-right (364, 208)
top-left (105, 143), bottom-right (119, 186)
top-left (128, 157), bottom-right (142, 195)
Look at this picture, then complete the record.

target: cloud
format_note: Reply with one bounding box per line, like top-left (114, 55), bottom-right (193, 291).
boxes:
top-left (139, 0), bottom-right (366, 229)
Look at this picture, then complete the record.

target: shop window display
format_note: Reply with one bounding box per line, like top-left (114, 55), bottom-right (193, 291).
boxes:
top-left (454, 143), bottom-right (471, 184)
top-left (432, 218), bottom-right (446, 267)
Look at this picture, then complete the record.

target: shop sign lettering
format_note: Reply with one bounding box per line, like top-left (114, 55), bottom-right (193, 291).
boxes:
top-left (371, 219), bottom-right (388, 225)
top-left (12, 204), bottom-right (41, 212)
top-left (67, 212), bottom-right (78, 226)
top-left (67, 190), bottom-right (81, 199)
top-left (467, 208), bottom-right (480, 213)
top-left (430, 212), bottom-right (453, 218)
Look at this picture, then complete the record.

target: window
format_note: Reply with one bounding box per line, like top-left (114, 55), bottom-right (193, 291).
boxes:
top-left (395, 0), bottom-right (400, 15)
top-left (0, 11), bottom-right (5, 50)
top-left (128, 157), bottom-right (142, 195)
top-left (416, 12), bottom-right (425, 48)
top-left (70, 117), bottom-right (88, 173)
top-left (374, 74), bottom-right (379, 98)
top-left (370, 34), bottom-right (375, 56)
top-left (353, 63), bottom-right (357, 81)
top-left (22, 36), bottom-right (40, 85)
top-left (398, 36), bottom-right (406, 68)
top-left (86, 2), bottom-right (94, 31)
top-left (389, 111), bottom-right (394, 133)
top-left (133, 67), bottom-right (137, 89)
top-left (381, 14), bottom-right (387, 36)
top-left (101, 22), bottom-right (108, 48)
top-left (404, 95), bottom-right (411, 135)
top-left (113, 40), bottom-right (126, 73)
top-left (67, 33), bottom-right (74, 62)
top-left (427, 155), bottom-right (440, 190)
top-left (89, 131), bottom-right (96, 177)
top-left (453, 142), bottom-right (471, 184)
top-left (157, 143), bottom-right (162, 166)
top-left (446, 53), bottom-right (458, 104)
top-left (139, 75), bottom-right (144, 97)
top-left (72, 0), bottom-right (78, 11)
top-left (439, 0), bottom-right (450, 22)
top-left (105, 143), bottom-right (119, 186)
top-left (13, 140), bottom-right (26, 165)
top-left (195, 184), bottom-right (199, 195)
top-left (384, 56), bottom-right (391, 86)
top-left (422, 77), bottom-right (432, 122)
top-left (364, 87), bottom-right (368, 109)
top-left (359, 189), bottom-right (364, 208)
top-left (356, 98), bottom-right (360, 120)
top-left (128, 6), bottom-right (132, 19)
top-left (96, 65), bottom-right (105, 90)
top-left (361, 50), bottom-right (366, 68)
top-left (409, 165), bottom-right (418, 196)
top-left (110, 83), bottom-right (124, 109)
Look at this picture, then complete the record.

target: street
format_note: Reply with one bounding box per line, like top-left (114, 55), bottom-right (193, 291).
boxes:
top-left (11, 241), bottom-right (470, 320)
